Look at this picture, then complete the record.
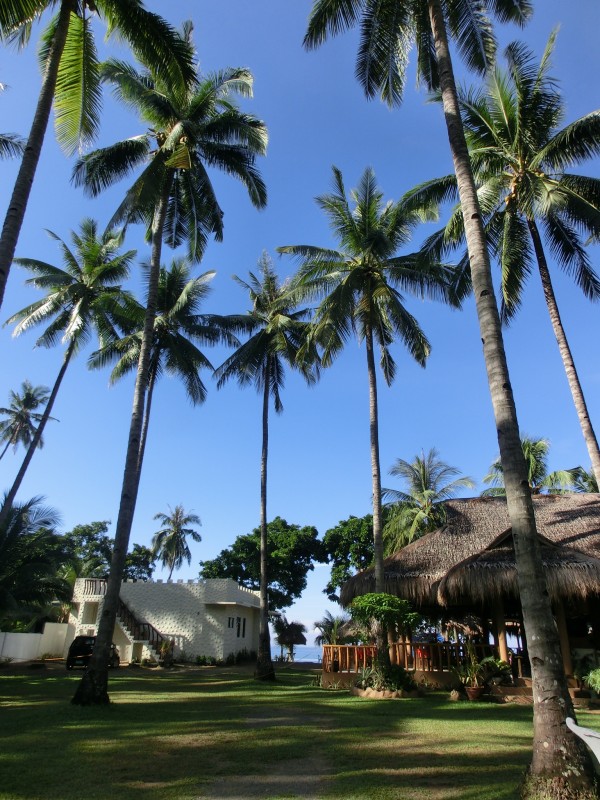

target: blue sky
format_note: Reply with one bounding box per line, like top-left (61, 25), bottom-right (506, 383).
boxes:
top-left (1, 1), bottom-right (599, 644)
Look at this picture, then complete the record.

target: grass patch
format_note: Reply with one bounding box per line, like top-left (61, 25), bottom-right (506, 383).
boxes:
top-left (0, 665), bottom-right (598, 800)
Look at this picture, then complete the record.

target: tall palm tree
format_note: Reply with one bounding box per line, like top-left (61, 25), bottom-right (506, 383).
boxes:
top-left (302, 3), bottom-right (596, 790)
top-left (482, 436), bottom-right (573, 496)
top-left (89, 258), bottom-right (239, 485)
top-left (2, 219), bottom-right (134, 523)
top-left (151, 504), bottom-right (202, 580)
top-left (383, 448), bottom-right (474, 550)
top-left (410, 33), bottom-right (600, 485)
top-left (71, 28), bottom-right (267, 704)
top-left (0, 380), bottom-right (54, 460)
top-left (0, 0), bottom-right (194, 310)
top-left (215, 253), bottom-right (319, 681)
top-left (279, 166), bottom-right (451, 595)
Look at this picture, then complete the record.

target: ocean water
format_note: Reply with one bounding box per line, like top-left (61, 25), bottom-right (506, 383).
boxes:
top-left (270, 644), bottom-right (322, 663)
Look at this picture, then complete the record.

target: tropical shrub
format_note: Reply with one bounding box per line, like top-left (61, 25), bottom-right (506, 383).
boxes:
top-left (355, 663), bottom-right (416, 693)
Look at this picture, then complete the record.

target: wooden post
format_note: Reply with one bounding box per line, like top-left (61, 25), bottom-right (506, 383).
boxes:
top-left (388, 624), bottom-right (397, 665)
top-left (492, 599), bottom-right (509, 663)
top-left (555, 600), bottom-right (574, 677)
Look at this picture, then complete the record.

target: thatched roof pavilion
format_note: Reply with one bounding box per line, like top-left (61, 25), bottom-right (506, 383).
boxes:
top-left (340, 494), bottom-right (600, 609)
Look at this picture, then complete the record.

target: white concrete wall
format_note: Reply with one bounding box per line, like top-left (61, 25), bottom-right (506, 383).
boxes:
top-left (0, 623), bottom-right (67, 662)
top-left (69, 578), bottom-right (260, 662)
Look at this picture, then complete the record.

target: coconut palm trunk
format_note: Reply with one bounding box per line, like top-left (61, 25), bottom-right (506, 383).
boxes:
top-left (428, 1), bottom-right (594, 792)
top-left (135, 361), bottom-right (158, 490)
top-left (0, 0), bottom-right (75, 311)
top-left (365, 317), bottom-right (384, 593)
top-left (527, 219), bottom-right (600, 484)
top-left (0, 340), bottom-right (75, 525)
top-left (256, 358), bottom-right (275, 680)
top-left (0, 440), bottom-right (12, 461)
top-left (72, 178), bottom-right (172, 705)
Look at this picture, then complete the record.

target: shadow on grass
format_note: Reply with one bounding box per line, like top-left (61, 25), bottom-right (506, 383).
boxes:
top-left (0, 666), bottom-right (593, 800)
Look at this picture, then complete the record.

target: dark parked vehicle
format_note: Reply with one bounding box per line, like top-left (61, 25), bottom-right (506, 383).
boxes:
top-left (66, 636), bottom-right (120, 670)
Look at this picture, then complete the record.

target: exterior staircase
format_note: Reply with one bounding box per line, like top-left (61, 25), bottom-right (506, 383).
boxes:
top-left (116, 597), bottom-right (166, 662)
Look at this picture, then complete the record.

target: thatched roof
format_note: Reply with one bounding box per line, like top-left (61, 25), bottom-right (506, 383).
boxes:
top-left (340, 494), bottom-right (600, 608)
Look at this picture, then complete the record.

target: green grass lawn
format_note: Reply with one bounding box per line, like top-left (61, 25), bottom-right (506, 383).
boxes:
top-left (1, 663), bottom-right (598, 800)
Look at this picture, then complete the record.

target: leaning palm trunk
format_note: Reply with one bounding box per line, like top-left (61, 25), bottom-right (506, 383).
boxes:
top-left (428, 1), bottom-right (596, 795)
top-left (528, 219), bottom-right (600, 486)
top-left (135, 362), bottom-right (158, 491)
top-left (256, 359), bottom-right (275, 680)
top-left (0, 340), bottom-right (75, 526)
top-left (0, 0), bottom-right (75, 311)
top-left (72, 178), bottom-right (173, 705)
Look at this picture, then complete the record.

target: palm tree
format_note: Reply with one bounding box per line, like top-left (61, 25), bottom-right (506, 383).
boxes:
top-left (215, 253), bottom-right (319, 681)
top-left (71, 28), bottom-right (267, 704)
top-left (0, 82), bottom-right (25, 160)
top-left (272, 616), bottom-right (307, 662)
top-left (482, 436), bottom-right (574, 496)
top-left (313, 610), bottom-right (351, 646)
top-left (0, 380), bottom-right (54, 460)
top-left (2, 219), bottom-right (134, 523)
top-left (383, 448), bottom-right (474, 551)
top-left (279, 166), bottom-right (451, 595)
top-left (0, 0), bottom-right (194, 310)
top-left (0, 495), bottom-right (71, 629)
top-left (411, 33), bottom-right (600, 485)
top-left (89, 258), bottom-right (239, 484)
top-left (151, 504), bottom-right (202, 580)
top-left (567, 467), bottom-right (598, 494)
top-left (302, 4), bottom-right (595, 790)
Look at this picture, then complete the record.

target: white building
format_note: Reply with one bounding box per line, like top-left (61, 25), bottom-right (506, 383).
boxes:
top-left (68, 577), bottom-right (260, 663)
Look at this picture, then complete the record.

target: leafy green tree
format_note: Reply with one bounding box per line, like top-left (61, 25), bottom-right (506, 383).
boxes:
top-left (383, 448), bottom-right (474, 550)
top-left (214, 256), bottom-right (319, 680)
top-left (302, 3), bottom-right (595, 790)
top-left (314, 610), bottom-right (351, 646)
top-left (89, 258), bottom-right (238, 482)
top-left (3, 219), bottom-right (135, 523)
top-left (151, 504), bottom-right (202, 580)
top-left (0, 0), bottom-right (194, 310)
top-left (280, 166), bottom-right (450, 595)
top-left (0, 496), bottom-right (71, 629)
top-left (61, 521), bottom-right (155, 582)
top-left (200, 517), bottom-right (324, 612)
top-left (412, 33), bottom-right (600, 484)
top-left (0, 380), bottom-right (54, 460)
top-left (272, 616), bottom-right (307, 661)
top-left (322, 514), bottom-right (374, 602)
top-left (122, 543), bottom-right (155, 582)
top-left (482, 436), bottom-right (573, 496)
top-left (350, 593), bottom-right (419, 655)
top-left (70, 26), bottom-right (267, 704)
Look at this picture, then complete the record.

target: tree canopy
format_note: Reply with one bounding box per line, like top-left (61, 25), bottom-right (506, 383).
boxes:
top-left (61, 521), bottom-right (155, 582)
top-left (199, 517), bottom-right (324, 610)
top-left (321, 515), bottom-right (374, 602)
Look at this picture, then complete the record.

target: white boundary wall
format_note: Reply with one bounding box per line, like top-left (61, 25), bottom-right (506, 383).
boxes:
top-left (0, 623), bottom-right (67, 663)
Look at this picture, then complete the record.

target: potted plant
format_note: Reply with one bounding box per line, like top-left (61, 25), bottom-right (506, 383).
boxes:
top-left (454, 645), bottom-right (512, 700)
top-left (453, 643), bottom-right (487, 700)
